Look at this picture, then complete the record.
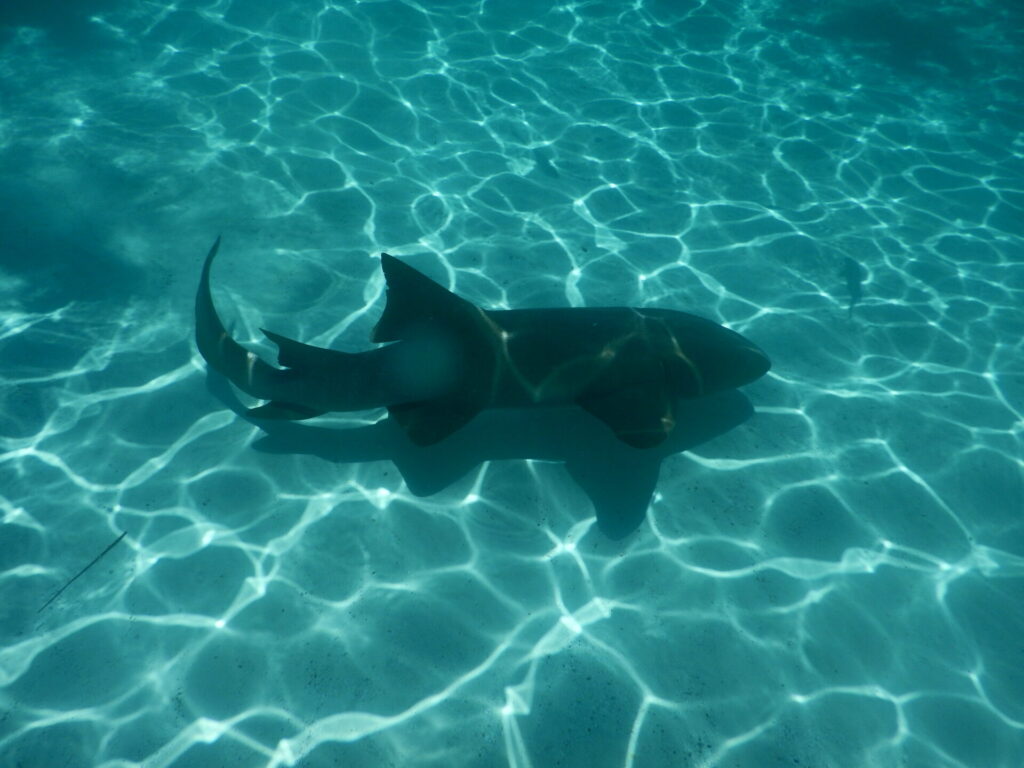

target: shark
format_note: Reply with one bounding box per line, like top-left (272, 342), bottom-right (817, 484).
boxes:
top-left (196, 237), bottom-right (771, 452)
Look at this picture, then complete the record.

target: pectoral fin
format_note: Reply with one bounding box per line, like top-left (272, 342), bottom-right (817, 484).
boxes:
top-left (577, 382), bottom-right (675, 449)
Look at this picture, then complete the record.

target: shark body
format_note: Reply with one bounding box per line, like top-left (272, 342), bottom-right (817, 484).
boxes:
top-left (196, 238), bottom-right (770, 450)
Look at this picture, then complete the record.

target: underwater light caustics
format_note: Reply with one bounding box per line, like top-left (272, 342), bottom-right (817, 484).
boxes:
top-left (195, 238), bottom-right (770, 449)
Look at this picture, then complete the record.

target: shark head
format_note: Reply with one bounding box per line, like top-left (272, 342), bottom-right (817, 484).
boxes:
top-left (661, 314), bottom-right (771, 398)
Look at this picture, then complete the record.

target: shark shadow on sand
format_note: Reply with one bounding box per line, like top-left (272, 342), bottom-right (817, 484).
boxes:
top-left (206, 371), bottom-right (754, 539)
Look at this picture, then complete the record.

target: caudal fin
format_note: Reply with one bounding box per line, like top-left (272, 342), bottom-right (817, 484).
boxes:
top-left (194, 238), bottom-right (315, 417)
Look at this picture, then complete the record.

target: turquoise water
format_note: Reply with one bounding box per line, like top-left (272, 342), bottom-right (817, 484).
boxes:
top-left (2, 0), bottom-right (1023, 766)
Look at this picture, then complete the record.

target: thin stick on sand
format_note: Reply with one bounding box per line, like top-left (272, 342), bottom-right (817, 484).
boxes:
top-left (37, 530), bottom-right (128, 613)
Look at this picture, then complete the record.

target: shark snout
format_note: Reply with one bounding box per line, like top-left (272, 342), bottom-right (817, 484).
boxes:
top-left (696, 336), bottom-right (771, 393)
top-left (741, 343), bottom-right (771, 382)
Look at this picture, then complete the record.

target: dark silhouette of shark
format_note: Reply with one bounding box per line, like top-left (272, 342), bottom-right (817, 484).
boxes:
top-left (196, 238), bottom-right (769, 445)
top-left (196, 238), bottom-right (770, 537)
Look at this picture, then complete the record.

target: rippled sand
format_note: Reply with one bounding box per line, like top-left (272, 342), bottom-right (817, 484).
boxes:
top-left (2, 1), bottom-right (1023, 766)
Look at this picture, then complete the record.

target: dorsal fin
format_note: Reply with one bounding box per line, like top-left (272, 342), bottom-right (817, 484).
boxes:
top-left (372, 254), bottom-right (476, 343)
top-left (370, 254), bottom-right (502, 444)
top-left (261, 328), bottom-right (356, 369)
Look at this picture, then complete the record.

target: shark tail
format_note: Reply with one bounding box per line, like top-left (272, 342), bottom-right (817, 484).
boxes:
top-left (195, 237), bottom-right (324, 420)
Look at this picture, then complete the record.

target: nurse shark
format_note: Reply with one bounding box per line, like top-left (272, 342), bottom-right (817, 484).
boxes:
top-left (196, 238), bottom-right (770, 535)
top-left (196, 238), bottom-right (769, 446)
